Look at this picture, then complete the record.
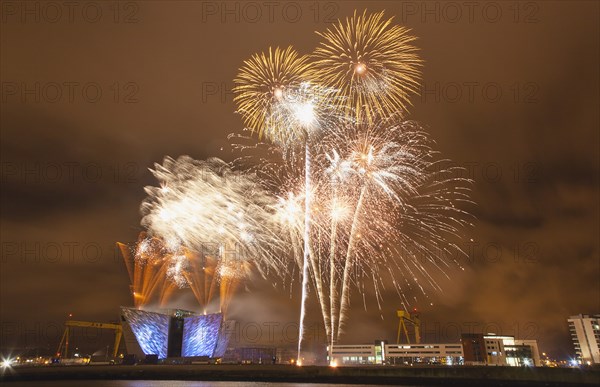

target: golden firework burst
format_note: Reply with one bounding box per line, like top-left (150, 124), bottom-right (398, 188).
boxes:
top-left (311, 10), bottom-right (422, 122)
top-left (234, 46), bottom-right (312, 145)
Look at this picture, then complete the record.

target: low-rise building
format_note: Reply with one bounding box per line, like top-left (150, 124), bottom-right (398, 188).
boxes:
top-left (328, 334), bottom-right (540, 367)
top-left (385, 343), bottom-right (464, 365)
top-left (328, 343), bottom-right (379, 365)
top-left (483, 334), bottom-right (540, 367)
top-left (328, 341), bottom-right (463, 366)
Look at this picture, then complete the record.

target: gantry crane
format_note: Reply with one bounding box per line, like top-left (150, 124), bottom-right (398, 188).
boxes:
top-left (56, 320), bottom-right (122, 359)
top-left (397, 309), bottom-right (421, 344)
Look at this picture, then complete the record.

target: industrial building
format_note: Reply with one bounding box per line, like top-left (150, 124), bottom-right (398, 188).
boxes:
top-left (461, 333), bottom-right (540, 366)
top-left (568, 314), bottom-right (600, 365)
top-left (328, 310), bottom-right (541, 367)
top-left (482, 334), bottom-right (541, 367)
top-left (328, 334), bottom-right (539, 367)
top-left (328, 343), bottom-right (385, 365)
top-left (120, 307), bottom-right (234, 360)
top-left (329, 341), bottom-right (463, 366)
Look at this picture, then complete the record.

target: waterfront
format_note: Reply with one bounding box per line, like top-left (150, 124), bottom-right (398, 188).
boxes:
top-left (2, 364), bottom-right (598, 386)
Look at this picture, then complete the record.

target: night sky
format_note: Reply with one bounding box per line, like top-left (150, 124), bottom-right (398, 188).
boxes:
top-left (1, 1), bottom-right (598, 359)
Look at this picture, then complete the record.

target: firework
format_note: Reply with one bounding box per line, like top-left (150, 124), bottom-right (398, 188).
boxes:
top-left (270, 118), bottom-right (472, 346)
top-left (122, 9), bottom-right (472, 362)
top-left (235, 47), bottom-right (338, 360)
top-left (132, 156), bottom-right (286, 315)
top-left (118, 233), bottom-right (176, 308)
top-left (229, 11), bottom-right (469, 356)
top-left (311, 10), bottom-right (422, 122)
top-left (234, 46), bottom-right (312, 146)
top-left (141, 156), bottom-right (283, 265)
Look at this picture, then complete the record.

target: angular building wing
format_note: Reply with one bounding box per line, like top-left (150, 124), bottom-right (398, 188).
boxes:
top-left (120, 307), bottom-right (233, 359)
top-left (121, 307), bottom-right (170, 359)
top-left (182, 313), bottom-right (222, 357)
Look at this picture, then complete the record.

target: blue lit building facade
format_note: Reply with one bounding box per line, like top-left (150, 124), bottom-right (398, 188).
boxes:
top-left (120, 307), bottom-right (233, 359)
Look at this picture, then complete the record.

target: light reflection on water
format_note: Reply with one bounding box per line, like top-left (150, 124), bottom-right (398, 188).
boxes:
top-left (6, 382), bottom-right (409, 387)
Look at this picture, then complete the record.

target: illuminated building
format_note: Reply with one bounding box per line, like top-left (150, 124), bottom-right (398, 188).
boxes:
top-left (328, 341), bottom-right (463, 366)
top-left (384, 343), bottom-right (463, 365)
top-left (568, 314), bottom-right (600, 365)
top-left (328, 344), bottom-right (379, 365)
top-left (482, 334), bottom-right (540, 367)
top-left (328, 335), bottom-right (539, 366)
top-left (120, 307), bottom-right (233, 360)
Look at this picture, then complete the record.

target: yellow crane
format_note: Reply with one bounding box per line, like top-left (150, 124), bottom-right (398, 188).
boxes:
top-left (56, 320), bottom-right (122, 359)
top-left (397, 309), bottom-right (421, 344)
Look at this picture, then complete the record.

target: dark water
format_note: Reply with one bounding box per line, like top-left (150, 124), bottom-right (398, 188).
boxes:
top-left (5, 382), bottom-right (408, 387)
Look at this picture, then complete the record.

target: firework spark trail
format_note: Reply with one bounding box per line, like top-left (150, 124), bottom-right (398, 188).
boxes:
top-left (297, 144), bottom-right (311, 361)
top-left (299, 142), bottom-right (332, 359)
top-left (119, 233), bottom-right (245, 315)
top-left (337, 184), bottom-right (366, 339)
top-left (328, 189), bottom-right (338, 343)
top-left (118, 233), bottom-right (180, 308)
top-left (323, 149), bottom-right (352, 343)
